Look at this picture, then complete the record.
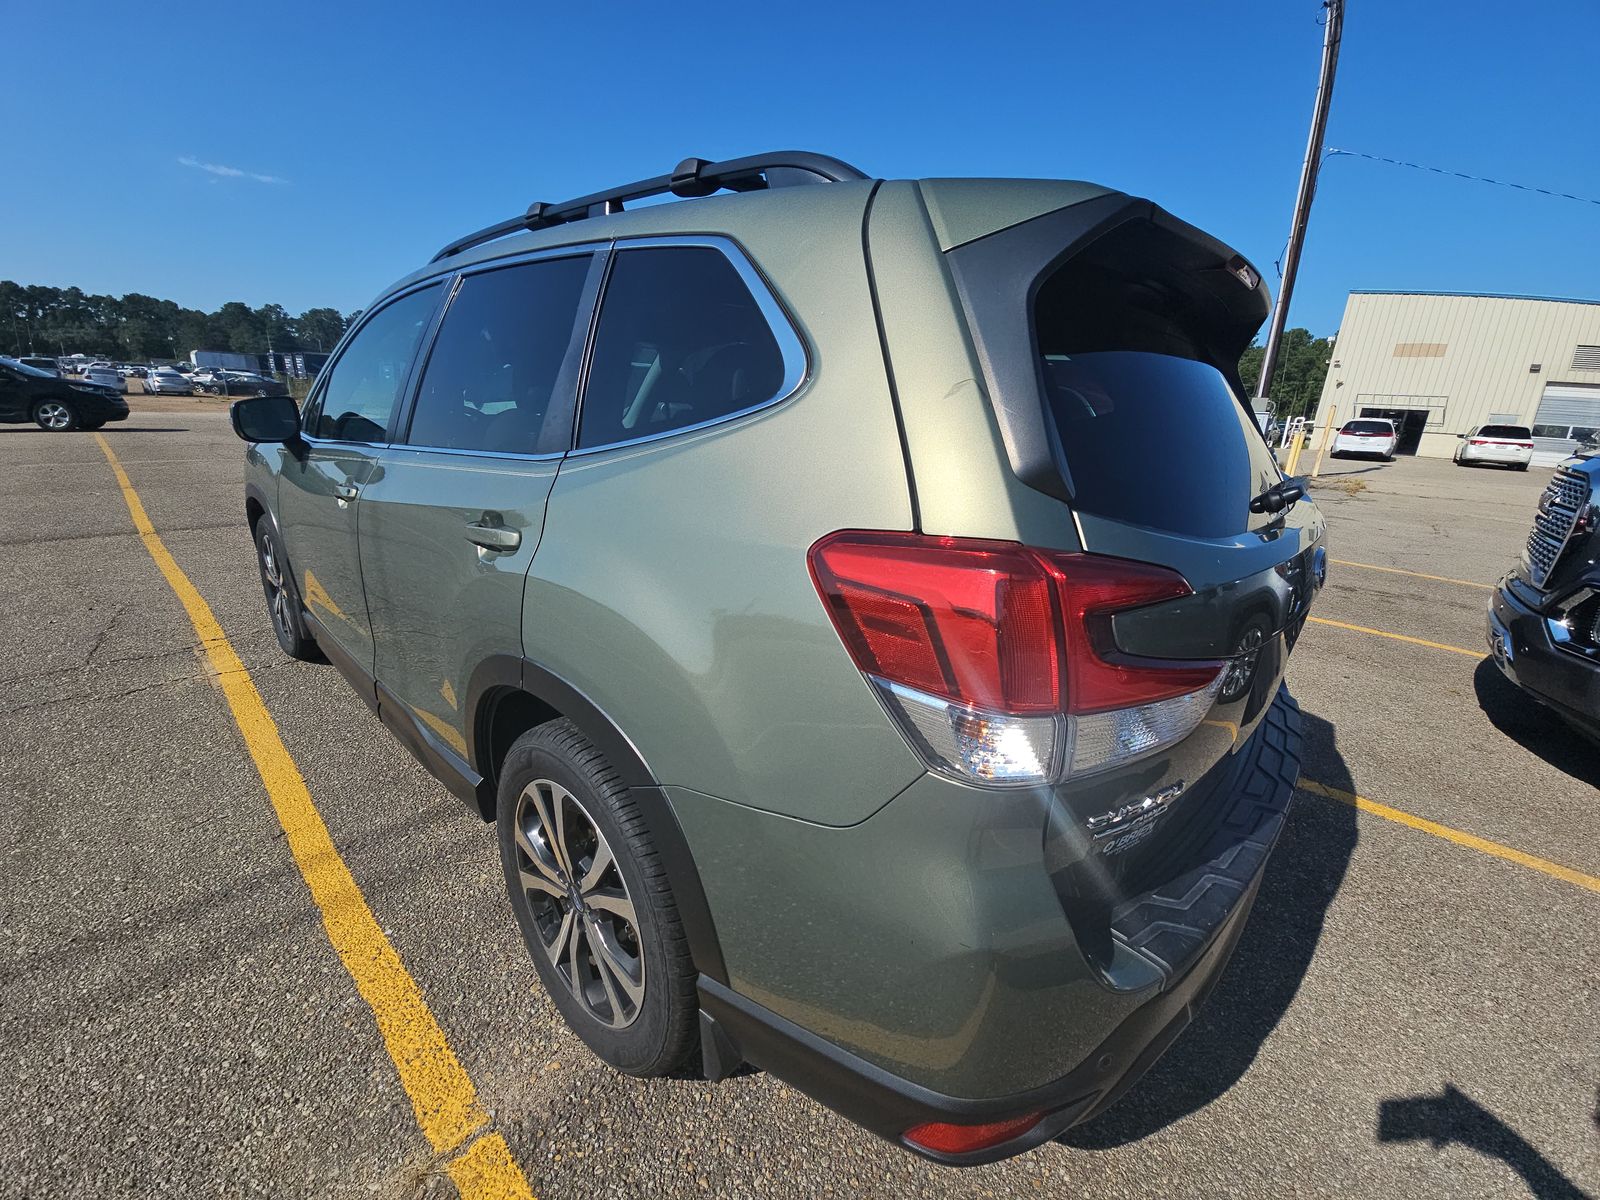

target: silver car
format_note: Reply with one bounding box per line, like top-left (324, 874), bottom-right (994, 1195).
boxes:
top-left (145, 369), bottom-right (194, 395)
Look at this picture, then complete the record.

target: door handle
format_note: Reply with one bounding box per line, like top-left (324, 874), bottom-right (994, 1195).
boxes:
top-left (464, 516), bottom-right (521, 552)
top-left (334, 483), bottom-right (359, 501)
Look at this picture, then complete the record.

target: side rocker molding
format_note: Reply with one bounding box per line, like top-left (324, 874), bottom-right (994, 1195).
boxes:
top-left (469, 654), bottom-right (729, 986)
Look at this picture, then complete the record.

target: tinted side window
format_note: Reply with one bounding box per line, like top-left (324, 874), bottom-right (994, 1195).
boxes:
top-left (311, 285), bottom-right (441, 442)
top-left (407, 255), bottom-right (590, 455)
top-left (577, 246), bottom-right (785, 450)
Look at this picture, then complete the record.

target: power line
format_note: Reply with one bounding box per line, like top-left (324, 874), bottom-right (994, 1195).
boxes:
top-left (1324, 147), bottom-right (1600, 208)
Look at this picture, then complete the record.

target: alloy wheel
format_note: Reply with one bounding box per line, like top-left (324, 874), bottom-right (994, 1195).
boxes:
top-left (259, 531), bottom-right (292, 637)
top-left (37, 402), bottom-right (71, 430)
top-left (513, 779), bottom-right (645, 1028)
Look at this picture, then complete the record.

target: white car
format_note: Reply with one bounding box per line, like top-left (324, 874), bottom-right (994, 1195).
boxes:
top-left (80, 367), bottom-right (125, 392)
top-left (145, 368), bottom-right (194, 395)
top-left (1454, 424), bottom-right (1534, 471)
top-left (1332, 418), bottom-right (1398, 460)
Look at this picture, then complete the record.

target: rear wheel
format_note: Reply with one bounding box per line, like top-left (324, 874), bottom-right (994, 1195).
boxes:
top-left (497, 719), bottom-right (698, 1078)
top-left (253, 519), bottom-right (318, 660)
top-left (32, 400), bottom-right (78, 431)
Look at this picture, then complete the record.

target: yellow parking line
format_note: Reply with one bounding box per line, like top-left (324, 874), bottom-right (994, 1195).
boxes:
top-left (94, 435), bottom-right (534, 1200)
top-left (1308, 615), bottom-right (1482, 658)
top-left (1299, 778), bottom-right (1600, 897)
top-left (1329, 558), bottom-right (1494, 591)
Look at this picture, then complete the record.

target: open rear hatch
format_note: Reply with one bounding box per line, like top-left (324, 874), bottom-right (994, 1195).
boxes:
top-left (942, 188), bottom-right (1327, 985)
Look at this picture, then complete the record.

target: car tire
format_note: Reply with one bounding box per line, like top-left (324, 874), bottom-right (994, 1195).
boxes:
top-left (253, 518), bottom-right (319, 660)
top-left (32, 399), bottom-right (79, 431)
top-left (497, 719), bottom-right (698, 1079)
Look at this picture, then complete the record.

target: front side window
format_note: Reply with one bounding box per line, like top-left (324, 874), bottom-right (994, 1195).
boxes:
top-left (310, 284), bottom-right (441, 442)
top-left (406, 255), bottom-right (591, 455)
top-left (577, 246), bottom-right (786, 451)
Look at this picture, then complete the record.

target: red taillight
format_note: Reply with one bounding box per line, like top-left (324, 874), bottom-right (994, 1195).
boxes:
top-left (807, 534), bottom-right (1059, 712)
top-left (1519, 442), bottom-right (1534, 449)
top-left (903, 1111), bottom-right (1046, 1155)
top-left (807, 532), bottom-right (1217, 717)
top-left (1470, 439), bottom-right (1487, 445)
top-left (1051, 554), bottom-right (1223, 714)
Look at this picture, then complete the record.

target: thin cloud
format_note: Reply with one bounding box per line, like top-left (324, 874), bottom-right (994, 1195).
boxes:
top-left (178, 155), bottom-right (289, 185)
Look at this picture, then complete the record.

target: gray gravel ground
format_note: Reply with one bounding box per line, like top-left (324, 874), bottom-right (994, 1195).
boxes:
top-left (2, 412), bottom-right (1595, 1199)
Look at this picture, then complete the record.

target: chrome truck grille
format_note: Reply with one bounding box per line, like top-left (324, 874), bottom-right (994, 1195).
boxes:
top-left (1525, 467), bottom-right (1591, 588)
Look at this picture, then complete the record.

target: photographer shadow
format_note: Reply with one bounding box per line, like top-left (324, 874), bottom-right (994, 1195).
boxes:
top-left (1062, 705), bottom-right (1358, 1147)
top-left (1377, 1083), bottom-right (1594, 1200)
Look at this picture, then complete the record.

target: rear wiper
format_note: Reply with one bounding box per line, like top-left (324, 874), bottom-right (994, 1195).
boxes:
top-left (1249, 476), bottom-right (1307, 515)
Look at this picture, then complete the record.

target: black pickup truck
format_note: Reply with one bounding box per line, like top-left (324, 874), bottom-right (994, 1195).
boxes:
top-left (1489, 448), bottom-right (1600, 739)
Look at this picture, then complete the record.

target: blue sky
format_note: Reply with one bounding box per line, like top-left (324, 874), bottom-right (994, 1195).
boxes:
top-left (6, 0), bottom-right (1596, 336)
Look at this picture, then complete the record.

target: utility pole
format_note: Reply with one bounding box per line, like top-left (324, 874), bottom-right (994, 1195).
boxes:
top-left (1254, 0), bottom-right (1344, 409)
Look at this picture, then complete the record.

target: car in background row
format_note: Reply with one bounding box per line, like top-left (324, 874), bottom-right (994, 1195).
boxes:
top-left (145, 367), bottom-right (194, 395)
top-left (1331, 418), bottom-right (1398, 460)
top-left (1455, 424), bottom-right (1534, 470)
top-left (17, 356), bottom-right (62, 376)
top-left (117, 364), bottom-right (149, 379)
top-left (0, 356), bottom-right (129, 430)
top-left (198, 370), bottom-right (285, 398)
top-left (1489, 448), bottom-right (1600, 740)
top-left (81, 366), bottom-right (125, 392)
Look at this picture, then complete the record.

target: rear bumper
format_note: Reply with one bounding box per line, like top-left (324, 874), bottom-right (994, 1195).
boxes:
top-left (1489, 581), bottom-right (1600, 735)
top-left (693, 688), bottom-right (1302, 1164)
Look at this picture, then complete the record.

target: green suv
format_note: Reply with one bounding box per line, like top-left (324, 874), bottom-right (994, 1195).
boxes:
top-left (231, 151), bottom-right (1326, 1164)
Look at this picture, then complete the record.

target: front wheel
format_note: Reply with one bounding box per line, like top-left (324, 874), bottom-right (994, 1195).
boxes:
top-left (497, 719), bottom-right (698, 1078)
top-left (254, 520), bottom-right (318, 660)
top-left (33, 400), bottom-right (78, 431)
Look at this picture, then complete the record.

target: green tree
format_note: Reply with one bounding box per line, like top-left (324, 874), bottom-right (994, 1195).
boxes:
top-left (1237, 328), bottom-right (1333, 421)
top-left (296, 307), bottom-right (346, 351)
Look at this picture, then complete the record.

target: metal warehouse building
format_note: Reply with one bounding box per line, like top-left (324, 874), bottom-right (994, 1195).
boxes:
top-left (1313, 290), bottom-right (1600, 465)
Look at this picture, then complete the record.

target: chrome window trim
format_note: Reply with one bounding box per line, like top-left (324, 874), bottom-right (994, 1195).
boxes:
top-left (382, 443), bottom-right (566, 464)
top-left (567, 234), bottom-right (810, 458)
top-left (394, 242), bottom-right (608, 458)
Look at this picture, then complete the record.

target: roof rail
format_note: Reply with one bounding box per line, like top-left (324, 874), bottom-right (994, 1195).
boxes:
top-left (431, 150), bottom-right (870, 263)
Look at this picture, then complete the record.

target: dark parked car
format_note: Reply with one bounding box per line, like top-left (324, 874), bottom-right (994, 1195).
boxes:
top-left (0, 355), bottom-right (129, 430)
top-left (1489, 448), bottom-right (1600, 738)
top-left (197, 370), bottom-right (287, 398)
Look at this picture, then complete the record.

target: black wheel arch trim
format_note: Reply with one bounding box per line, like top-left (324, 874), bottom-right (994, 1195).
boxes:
top-left (468, 654), bottom-right (728, 985)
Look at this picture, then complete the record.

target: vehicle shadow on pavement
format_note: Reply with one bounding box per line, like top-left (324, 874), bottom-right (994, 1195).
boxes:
top-left (1473, 660), bottom-right (1600, 789)
top-left (1376, 1084), bottom-right (1595, 1200)
top-left (1060, 706), bottom-right (1358, 1148)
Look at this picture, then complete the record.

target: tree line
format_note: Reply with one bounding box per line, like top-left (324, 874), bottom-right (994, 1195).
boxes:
top-left (1, 280), bottom-right (357, 362)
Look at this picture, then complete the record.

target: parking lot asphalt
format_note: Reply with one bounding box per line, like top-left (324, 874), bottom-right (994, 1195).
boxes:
top-left (3, 412), bottom-right (1596, 1199)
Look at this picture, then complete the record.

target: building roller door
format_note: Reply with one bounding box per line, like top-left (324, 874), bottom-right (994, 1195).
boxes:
top-left (1531, 384), bottom-right (1600, 466)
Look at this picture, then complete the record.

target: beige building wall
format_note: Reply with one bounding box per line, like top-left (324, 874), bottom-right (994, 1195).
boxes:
top-left (1313, 291), bottom-right (1600, 460)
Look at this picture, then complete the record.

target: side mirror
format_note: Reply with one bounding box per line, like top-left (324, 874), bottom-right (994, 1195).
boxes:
top-left (230, 394), bottom-right (300, 443)
top-left (1457, 433), bottom-right (1467, 439)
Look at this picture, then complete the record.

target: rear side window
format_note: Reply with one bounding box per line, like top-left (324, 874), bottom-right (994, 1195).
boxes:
top-left (1033, 265), bottom-right (1279, 539)
top-left (406, 255), bottom-right (591, 455)
top-left (577, 246), bottom-right (786, 450)
top-left (1343, 420), bottom-right (1393, 435)
top-left (312, 285), bottom-right (441, 442)
top-left (1478, 425), bottom-right (1531, 439)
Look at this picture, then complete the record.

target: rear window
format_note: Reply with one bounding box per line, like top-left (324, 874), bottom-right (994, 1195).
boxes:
top-left (1478, 425), bottom-right (1531, 439)
top-left (1039, 352), bottom-right (1280, 538)
top-left (1343, 420), bottom-right (1393, 435)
